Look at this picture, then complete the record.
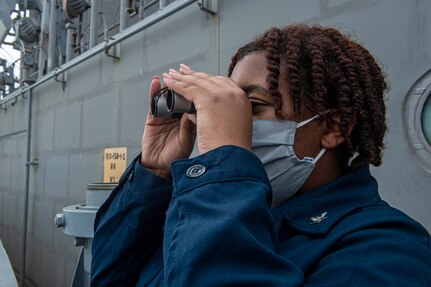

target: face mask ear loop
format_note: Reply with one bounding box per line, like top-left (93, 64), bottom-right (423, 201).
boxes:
top-left (312, 148), bottom-right (326, 164)
top-left (297, 114), bottom-right (321, 128)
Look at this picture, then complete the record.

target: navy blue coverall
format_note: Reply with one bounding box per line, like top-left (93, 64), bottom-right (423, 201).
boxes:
top-left (91, 146), bottom-right (431, 286)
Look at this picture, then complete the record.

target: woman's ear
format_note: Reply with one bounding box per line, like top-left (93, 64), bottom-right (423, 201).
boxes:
top-left (321, 110), bottom-right (355, 149)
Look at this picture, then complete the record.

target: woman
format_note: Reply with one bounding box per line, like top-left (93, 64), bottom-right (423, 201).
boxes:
top-left (91, 25), bottom-right (431, 286)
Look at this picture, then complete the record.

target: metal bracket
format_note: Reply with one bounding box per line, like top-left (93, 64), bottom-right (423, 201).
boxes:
top-left (104, 37), bottom-right (121, 61)
top-left (11, 97), bottom-right (18, 106)
top-left (26, 159), bottom-right (39, 167)
top-left (74, 237), bottom-right (87, 247)
top-left (54, 69), bottom-right (67, 91)
top-left (104, 46), bottom-right (121, 60)
top-left (197, 0), bottom-right (217, 15)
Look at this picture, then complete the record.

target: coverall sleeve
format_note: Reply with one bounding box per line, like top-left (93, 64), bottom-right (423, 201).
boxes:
top-left (91, 155), bottom-right (172, 286)
top-left (163, 145), bottom-right (304, 286)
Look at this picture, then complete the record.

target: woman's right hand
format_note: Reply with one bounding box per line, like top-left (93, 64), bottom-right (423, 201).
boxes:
top-left (140, 75), bottom-right (196, 178)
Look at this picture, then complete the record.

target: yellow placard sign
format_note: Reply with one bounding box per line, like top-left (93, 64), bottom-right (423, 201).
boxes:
top-left (104, 147), bottom-right (128, 183)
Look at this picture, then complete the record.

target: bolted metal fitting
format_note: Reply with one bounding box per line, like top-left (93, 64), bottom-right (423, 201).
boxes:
top-left (74, 237), bottom-right (86, 247)
top-left (54, 213), bottom-right (65, 228)
top-left (197, 0), bottom-right (217, 15)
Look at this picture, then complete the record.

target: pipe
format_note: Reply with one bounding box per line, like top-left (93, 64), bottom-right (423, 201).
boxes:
top-left (139, 0), bottom-right (145, 20)
top-left (65, 22), bottom-right (74, 62)
top-left (20, 88), bottom-right (33, 287)
top-left (47, 0), bottom-right (58, 72)
top-left (0, 0), bottom-right (197, 106)
top-left (38, 0), bottom-right (50, 78)
top-left (138, 0), bottom-right (163, 19)
top-left (160, 0), bottom-right (169, 9)
top-left (78, 14), bottom-right (84, 54)
top-left (89, 0), bottom-right (100, 48)
top-left (120, 0), bottom-right (129, 32)
top-left (40, 0), bottom-right (50, 38)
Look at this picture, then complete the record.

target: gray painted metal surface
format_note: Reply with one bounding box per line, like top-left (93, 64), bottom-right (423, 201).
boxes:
top-left (0, 239), bottom-right (17, 287)
top-left (0, 0), bottom-right (431, 286)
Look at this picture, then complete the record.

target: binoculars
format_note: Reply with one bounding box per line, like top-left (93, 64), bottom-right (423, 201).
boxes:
top-left (151, 87), bottom-right (196, 118)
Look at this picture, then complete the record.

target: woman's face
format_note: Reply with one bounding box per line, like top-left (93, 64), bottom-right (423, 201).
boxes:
top-left (230, 51), bottom-right (323, 161)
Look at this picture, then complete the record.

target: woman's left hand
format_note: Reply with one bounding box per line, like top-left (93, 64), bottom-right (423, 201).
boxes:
top-left (162, 65), bottom-right (252, 155)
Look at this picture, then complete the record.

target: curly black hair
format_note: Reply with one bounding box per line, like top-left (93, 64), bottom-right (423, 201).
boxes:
top-left (228, 25), bottom-right (388, 169)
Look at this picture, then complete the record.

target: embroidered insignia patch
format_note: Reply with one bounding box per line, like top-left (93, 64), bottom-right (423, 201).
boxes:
top-left (310, 212), bottom-right (328, 224)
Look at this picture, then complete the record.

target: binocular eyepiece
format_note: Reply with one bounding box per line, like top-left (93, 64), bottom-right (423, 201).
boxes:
top-left (151, 87), bottom-right (196, 118)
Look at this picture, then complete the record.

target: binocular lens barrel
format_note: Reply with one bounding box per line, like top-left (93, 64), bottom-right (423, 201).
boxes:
top-left (151, 88), bottom-right (195, 118)
top-left (151, 94), bottom-right (174, 118)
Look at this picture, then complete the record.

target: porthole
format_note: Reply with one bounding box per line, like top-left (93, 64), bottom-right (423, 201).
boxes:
top-left (422, 94), bottom-right (431, 145)
top-left (403, 69), bottom-right (431, 174)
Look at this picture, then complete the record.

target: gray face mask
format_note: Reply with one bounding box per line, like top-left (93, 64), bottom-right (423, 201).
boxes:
top-left (252, 115), bottom-right (326, 208)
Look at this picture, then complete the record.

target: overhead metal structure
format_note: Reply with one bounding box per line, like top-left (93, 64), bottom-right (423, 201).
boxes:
top-left (0, 0), bottom-right (16, 44)
top-left (62, 0), bottom-right (90, 21)
top-left (17, 0), bottom-right (41, 11)
top-left (14, 17), bottom-right (40, 43)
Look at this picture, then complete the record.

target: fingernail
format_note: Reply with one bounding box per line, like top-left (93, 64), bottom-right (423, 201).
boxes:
top-left (180, 63), bottom-right (191, 70)
top-left (153, 75), bottom-right (159, 79)
top-left (163, 72), bottom-right (173, 79)
top-left (169, 68), bottom-right (177, 74)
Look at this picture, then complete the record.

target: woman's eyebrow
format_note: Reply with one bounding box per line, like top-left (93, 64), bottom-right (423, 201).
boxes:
top-left (241, 84), bottom-right (272, 98)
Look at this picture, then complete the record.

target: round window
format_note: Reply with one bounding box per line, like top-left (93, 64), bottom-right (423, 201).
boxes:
top-left (422, 94), bottom-right (431, 145)
top-left (404, 70), bottom-right (431, 174)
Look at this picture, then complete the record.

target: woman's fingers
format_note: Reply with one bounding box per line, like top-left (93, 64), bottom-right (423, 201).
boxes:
top-left (177, 65), bottom-right (239, 89)
top-left (185, 113), bottom-right (197, 125)
top-left (163, 67), bottom-right (245, 108)
top-left (179, 113), bottom-right (196, 152)
top-left (164, 72), bottom-right (227, 103)
top-left (148, 75), bottom-right (161, 105)
top-left (171, 66), bottom-right (233, 89)
top-left (179, 64), bottom-right (209, 80)
top-left (179, 63), bottom-right (192, 73)
top-left (147, 75), bottom-right (162, 119)
top-left (162, 75), bottom-right (201, 104)
top-left (168, 71), bottom-right (218, 91)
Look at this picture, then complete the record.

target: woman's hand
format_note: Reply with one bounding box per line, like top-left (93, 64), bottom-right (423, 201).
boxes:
top-left (141, 76), bottom-right (196, 178)
top-left (163, 65), bottom-right (252, 155)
